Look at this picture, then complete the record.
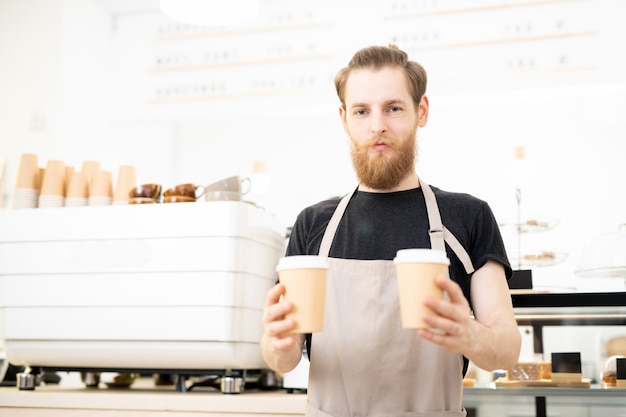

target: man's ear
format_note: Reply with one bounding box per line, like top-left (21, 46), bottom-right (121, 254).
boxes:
top-left (417, 95), bottom-right (429, 128)
top-left (339, 106), bottom-right (349, 135)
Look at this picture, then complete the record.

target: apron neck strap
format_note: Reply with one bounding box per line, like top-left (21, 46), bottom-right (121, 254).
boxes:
top-left (419, 178), bottom-right (446, 253)
top-left (421, 178), bottom-right (475, 274)
top-left (319, 187), bottom-right (357, 258)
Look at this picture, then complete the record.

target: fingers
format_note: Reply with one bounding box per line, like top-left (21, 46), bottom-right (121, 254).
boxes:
top-left (262, 283), bottom-right (298, 348)
top-left (263, 283), bottom-right (285, 316)
top-left (435, 274), bottom-right (466, 305)
top-left (417, 324), bottom-right (465, 352)
top-left (425, 275), bottom-right (469, 314)
top-left (263, 284), bottom-right (291, 325)
top-left (418, 275), bottom-right (470, 350)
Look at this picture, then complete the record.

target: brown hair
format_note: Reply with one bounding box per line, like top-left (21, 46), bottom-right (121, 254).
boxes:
top-left (334, 44), bottom-right (427, 110)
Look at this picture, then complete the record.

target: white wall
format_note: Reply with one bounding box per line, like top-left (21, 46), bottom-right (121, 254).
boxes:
top-left (1, 0), bottom-right (625, 292)
top-left (0, 0), bottom-right (64, 197)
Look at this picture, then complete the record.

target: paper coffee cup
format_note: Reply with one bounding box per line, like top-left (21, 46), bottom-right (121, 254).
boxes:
top-left (276, 255), bottom-right (328, 334)
top-left (394, 249), bottom-right (450, 329)
top-left (40, 160), bottom-right (66, 197)
top-left (66, 171), bottom-right (89, 199)
top-left (113, 165), bottom-right (137, 203)
top-left (14, 153), bottom-right (40, 189)
top-left (90, 170), bottom-right (113, 198)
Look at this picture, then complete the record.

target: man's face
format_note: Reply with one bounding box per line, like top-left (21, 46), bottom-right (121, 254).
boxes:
top-left (339, 66), bottom-right (428, 190)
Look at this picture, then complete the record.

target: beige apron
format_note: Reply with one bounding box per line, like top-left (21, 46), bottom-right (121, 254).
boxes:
top-left (306, 179), bottom-right (473, 417)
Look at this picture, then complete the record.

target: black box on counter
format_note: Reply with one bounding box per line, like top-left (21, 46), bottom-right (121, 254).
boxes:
top-left (509, 269), bottom-right (533, 290)
top-left (551, 352), bottom-right (582, 382)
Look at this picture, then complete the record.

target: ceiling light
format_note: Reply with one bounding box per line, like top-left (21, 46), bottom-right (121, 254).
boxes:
top-left (160, 0), bottom-right (260, 27)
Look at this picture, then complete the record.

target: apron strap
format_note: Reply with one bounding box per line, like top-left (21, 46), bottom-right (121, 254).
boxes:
top-left (319, 188), bottom-right (357, 258)
top-left (420, 177), bottom-right (446, 253)
top-left (420, 178), bottom-right (475, 274)
top-left (444, 227), bottom-right (475, 274)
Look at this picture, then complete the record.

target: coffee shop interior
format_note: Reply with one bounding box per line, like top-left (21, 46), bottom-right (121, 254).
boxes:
top-left (0, 0), bottom-right (625, 416)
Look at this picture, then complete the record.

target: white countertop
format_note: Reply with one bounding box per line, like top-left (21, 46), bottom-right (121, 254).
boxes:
top-left (0, 376), bottom-right (307, 416)
top-left (2, 374), bottom-right (625, 417)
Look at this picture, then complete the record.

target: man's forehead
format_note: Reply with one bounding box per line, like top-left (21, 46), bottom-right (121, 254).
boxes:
top-left (344, 67), bottom-right (411, 106)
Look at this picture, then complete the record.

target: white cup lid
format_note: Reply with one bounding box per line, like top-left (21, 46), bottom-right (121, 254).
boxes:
top-left (393, 249), bottom-right (450, 265)
top-left (276, 255), bottom-right (329, 271)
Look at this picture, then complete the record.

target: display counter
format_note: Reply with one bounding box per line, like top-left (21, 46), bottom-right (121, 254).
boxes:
top-left (508, 291), bottom-right (626, 417)
top-left (0, 381), bottom-right (306, 416)
top-left (1, 378), bottom-right (625, 417)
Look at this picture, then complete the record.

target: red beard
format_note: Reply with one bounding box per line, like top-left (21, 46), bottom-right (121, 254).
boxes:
top-left (350, 135), bottom-right (416, 190)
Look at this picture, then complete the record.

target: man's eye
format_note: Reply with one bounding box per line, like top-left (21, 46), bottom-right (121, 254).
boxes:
top-left (354, 109), bottom-right (367, 116)
top-left (389, 106), bottom-right (401, 112)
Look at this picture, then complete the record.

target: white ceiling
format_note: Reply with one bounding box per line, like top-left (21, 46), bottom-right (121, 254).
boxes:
top-left (94, 0), bottom-right (159, 15)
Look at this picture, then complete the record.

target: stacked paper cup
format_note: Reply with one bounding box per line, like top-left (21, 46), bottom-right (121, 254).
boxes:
top-left (65, 171), bottom-right (89, 207)
top-left (88, 170), bottom-right (113, 206)
top-left (38, 160), bottom-right (66, 208)
top-left (12, 153), bottom-right (40, 209)
top-left (112, 165), bottom-right (136, 205)
top-left (81, 160), bottom-right (100, 187)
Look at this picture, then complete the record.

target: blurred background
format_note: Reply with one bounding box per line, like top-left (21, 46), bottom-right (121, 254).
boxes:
top-left (1, 0), bottom-right (625, 292)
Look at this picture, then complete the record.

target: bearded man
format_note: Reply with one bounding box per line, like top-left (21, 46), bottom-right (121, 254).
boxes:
top-left (260, 44), bottom-right (521, 417)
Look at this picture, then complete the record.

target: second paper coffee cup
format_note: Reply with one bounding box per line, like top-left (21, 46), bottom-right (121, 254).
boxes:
top-left (394, 249), bottom-right (450, 329)
top-left (276, 255), bottom-right (328, 334)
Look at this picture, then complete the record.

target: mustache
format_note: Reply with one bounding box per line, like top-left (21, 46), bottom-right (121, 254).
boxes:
top-left (369, 136), bottom-right (397, 146)
top-left (352, 136), bottom-right (399, 151)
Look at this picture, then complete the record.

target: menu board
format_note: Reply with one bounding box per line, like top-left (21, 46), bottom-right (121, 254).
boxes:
top-left (109, 0), bottom-right (619, 121)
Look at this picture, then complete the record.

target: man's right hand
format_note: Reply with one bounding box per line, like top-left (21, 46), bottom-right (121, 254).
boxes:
top-left (260, 283), bottom-right (304, 373)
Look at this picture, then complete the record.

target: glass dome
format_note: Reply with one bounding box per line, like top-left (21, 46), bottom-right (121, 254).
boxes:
top-left (575, 224), bottom-right (626, 279)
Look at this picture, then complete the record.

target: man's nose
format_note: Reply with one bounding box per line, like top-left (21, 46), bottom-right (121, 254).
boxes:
top-left (370, 112), bottom-right (387, 135)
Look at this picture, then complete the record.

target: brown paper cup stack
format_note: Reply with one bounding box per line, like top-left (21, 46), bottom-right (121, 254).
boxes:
top-left (64, 166), bottom-right (74, 191)
top-left (113, 165), bottom-right (137, 205)
top-left (276, 256), bottom-right (329, 334)
top-left (89, 170), bottom-right (113, 206)
top-left (12, 153), bottom-right (40, 209)
top-left (65, 171), bottom-right (89, 207)
top-left (38, 160), bottom-right (66, 208)
top-left (394, 249), bottom-right (450, 329)
top-left (81, 160), bottom-right (100, 188)
top-left (38, 168), bottom-right (45, 191)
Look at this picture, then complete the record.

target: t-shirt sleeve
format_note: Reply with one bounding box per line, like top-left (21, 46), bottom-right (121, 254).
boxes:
top-left (470, 203), bottom-right (513, 280)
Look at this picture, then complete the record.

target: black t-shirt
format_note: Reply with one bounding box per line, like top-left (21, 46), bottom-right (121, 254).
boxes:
top-left (286, 186), bottom-right (513, 305)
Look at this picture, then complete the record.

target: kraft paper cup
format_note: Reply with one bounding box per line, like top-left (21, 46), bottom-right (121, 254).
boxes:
top-left (14, 153), bottom-right (40, 190)
top-left (81, 160), bottom-right (100, 185)
top-left (40, 160), bottom-right (66, 197)
top-left (394, 249), bottom-right (450, 329)
top-left (66, 171), bottom-right (89, 199)
top-left (113, 165), bottom-right (137, 204)
top-left (13, 154), bottom-right (41, 209)
top-left (276, 256), bottom-right (329, 334)
top-left (88, 170), bottom-right (113, 206)
top-left (38, 168), bottom-right (45, 192)
top-left (38, 194), bottom-right (64, 208)
top-left (65, 166), bottom-right (75, 185)
top-left (12, 188), bottom-right (39, 209)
